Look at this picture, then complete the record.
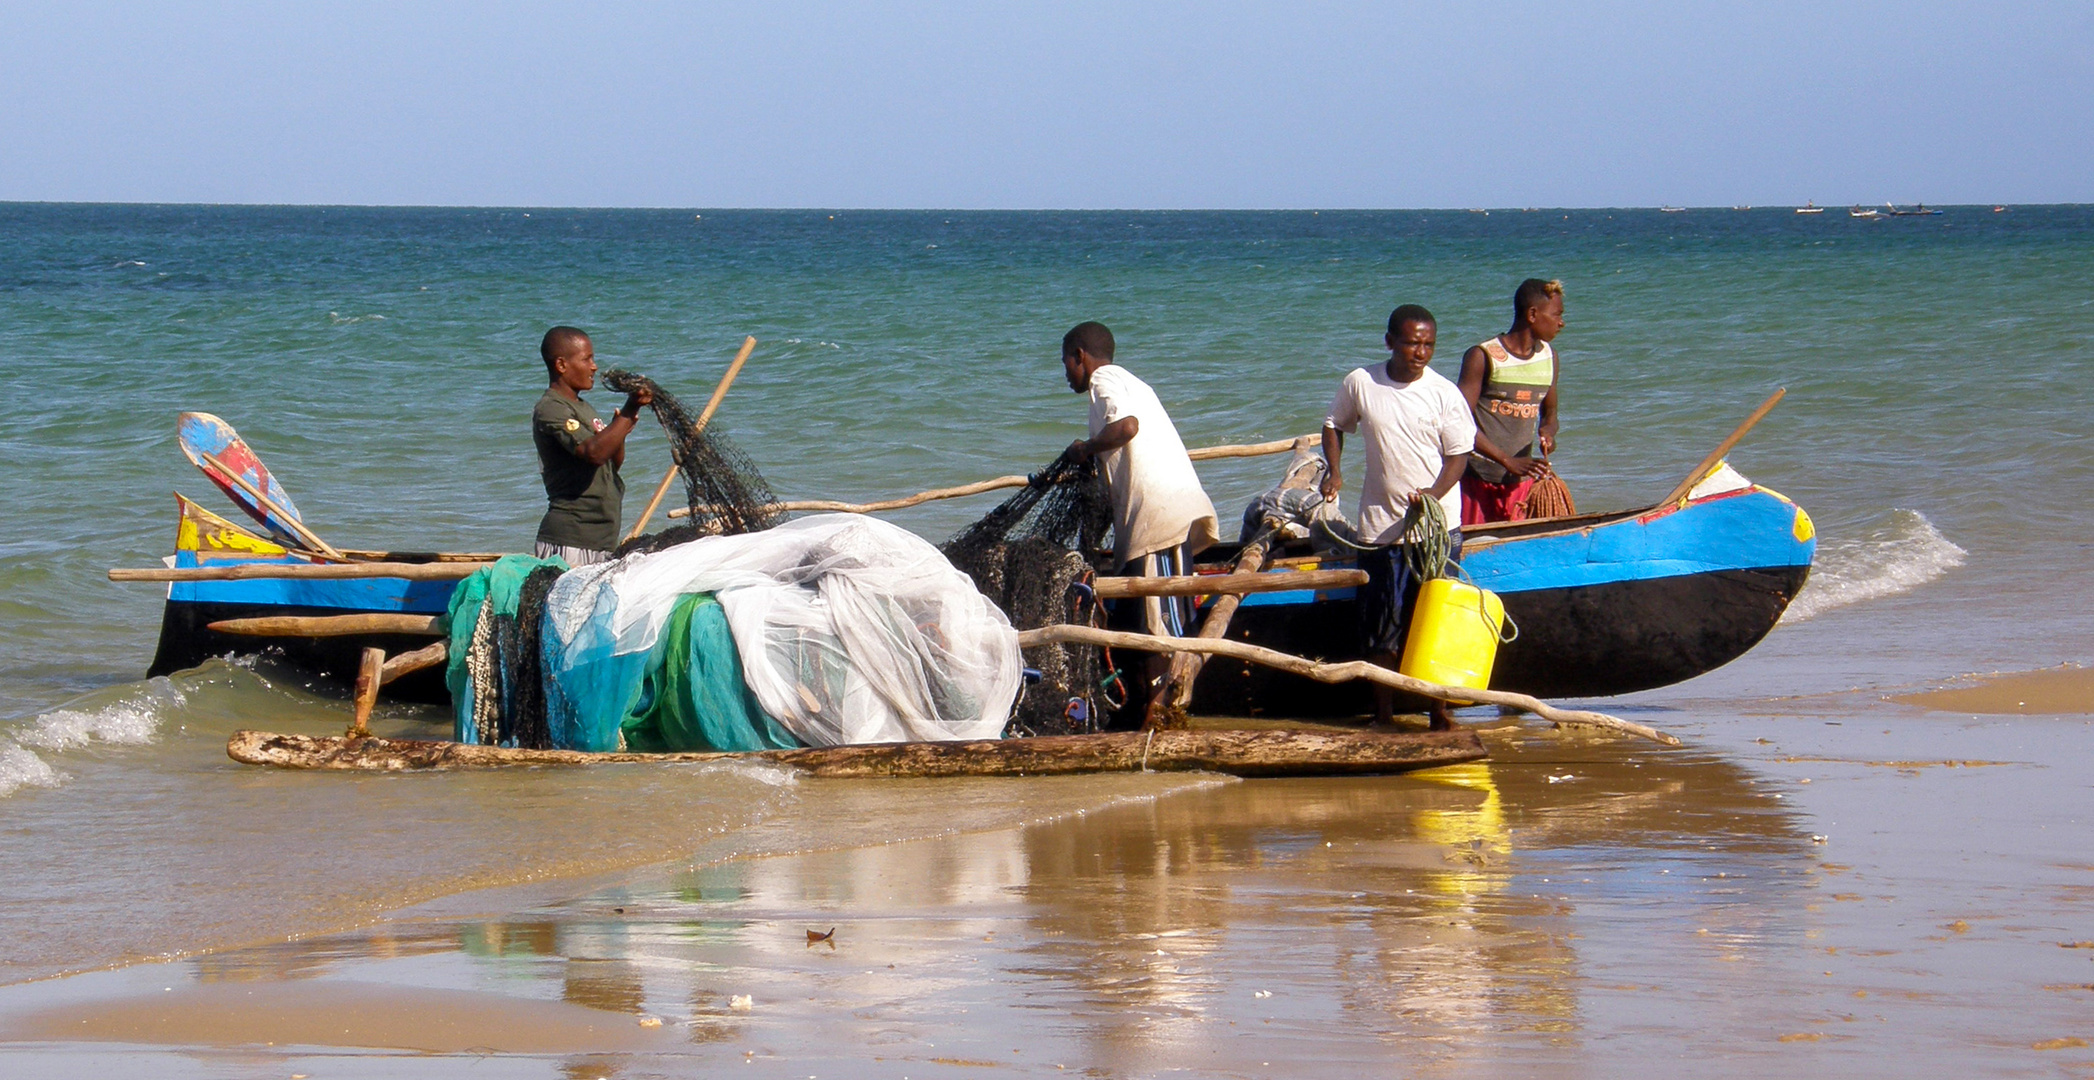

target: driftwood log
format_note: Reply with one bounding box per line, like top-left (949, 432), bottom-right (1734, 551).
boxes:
top-left (227, 727), bottom-right (1486, 777)
top-left (1018, 624), bottom-right (1680, 746)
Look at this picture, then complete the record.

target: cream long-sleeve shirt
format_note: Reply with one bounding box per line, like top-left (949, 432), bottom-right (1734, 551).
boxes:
top-left (1088, 364), bottom-right (1219, 565)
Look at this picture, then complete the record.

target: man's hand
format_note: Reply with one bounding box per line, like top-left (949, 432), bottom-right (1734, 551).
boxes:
top-left (619, 386), bottom-right (654, 418)
top-left (1066, 439), bottom-right (1091, 463)
top-left (1501, 455), bottom-right (1553, 480)
top-left (1538, 420), bottom-right (1557, 456)
top-left (1319, 469), bottom-right (1342, 502)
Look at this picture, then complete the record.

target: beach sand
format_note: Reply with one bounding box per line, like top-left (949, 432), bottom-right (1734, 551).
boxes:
top-left (4, 691), bottom-right (2090, 1079)
top-left (1890, 665), bottom-right (2094, 715)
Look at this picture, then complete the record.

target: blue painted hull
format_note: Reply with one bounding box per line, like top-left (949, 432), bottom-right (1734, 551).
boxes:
top-left (1186, 486), bottom-right (1816, 713)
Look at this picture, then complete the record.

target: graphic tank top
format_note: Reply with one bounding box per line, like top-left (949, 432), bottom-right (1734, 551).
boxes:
top-left (1467, 336), bottom-right (1554, 484)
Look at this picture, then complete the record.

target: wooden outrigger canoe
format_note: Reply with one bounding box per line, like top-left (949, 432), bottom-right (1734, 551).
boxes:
top-left (143, 467), bottom-right (1812, 711)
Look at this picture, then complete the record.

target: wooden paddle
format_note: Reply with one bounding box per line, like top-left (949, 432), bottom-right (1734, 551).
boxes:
top-left (624, 336), bottom-right (758, 542)
top-left (198, 451), bottom-right (347, 561)
top-left (1656, 388), bottom-right (1786, 508)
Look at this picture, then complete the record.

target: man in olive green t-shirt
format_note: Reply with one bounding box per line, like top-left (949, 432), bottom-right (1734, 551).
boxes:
top-left (533, 326), bottom-right (651, 565)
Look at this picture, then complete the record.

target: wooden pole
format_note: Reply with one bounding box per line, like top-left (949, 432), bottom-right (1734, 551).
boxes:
top-left (379, 640), bottom-right (448, 682)
top-left (349, 646), bottom-right (384, 736)
top-left (198, 451), bottom-right (347, 561)
top-left (666, 434), bottom-right (1322, 519)
top-left (625, 335), bottom-right (757, 542)
top-left (1655, 388), bottom-right (1786, 508)
top-left (1017, 623), bottom-right (1680, 746)
top-left (1164, 450), bottom-right (1325, 713)
top-left (112, 561), bottom-right (482, 583)
top-left (1186, 434), bottom-right (1317, 461)
top-left (1091, 568), bottom-right (1364, 599)
top-left (227, 727), bottom-right (1486, 777)
top-left (207, 614), bottom-right (444, 637)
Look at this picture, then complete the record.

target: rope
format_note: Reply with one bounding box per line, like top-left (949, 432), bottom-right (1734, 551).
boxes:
top-left (1523, 469), bottom-right (1577, 518)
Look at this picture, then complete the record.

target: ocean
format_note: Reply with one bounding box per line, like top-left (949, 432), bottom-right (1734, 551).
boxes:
top-left (2, 204), bottom-right (2091, 1075)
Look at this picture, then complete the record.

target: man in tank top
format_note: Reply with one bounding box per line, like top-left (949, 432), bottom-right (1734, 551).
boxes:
top-left (1321, 304), bottom-right (1476, 730)
top-left (1062, 321), bottom-right (1220, 724)
top-left (1456, 278), bottom-right (1563, 524)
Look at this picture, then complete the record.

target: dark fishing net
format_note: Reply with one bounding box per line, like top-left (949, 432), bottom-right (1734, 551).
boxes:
top-left (603, 369), bottom-right (783, 556)
top-left (942, 449), bottom-right (1116, 737)
top-left (472, 563), bottom-right (564, 750)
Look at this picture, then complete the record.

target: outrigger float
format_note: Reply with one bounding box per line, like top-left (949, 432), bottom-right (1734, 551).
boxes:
top-left (117, 392), bottom-right (1809, 775)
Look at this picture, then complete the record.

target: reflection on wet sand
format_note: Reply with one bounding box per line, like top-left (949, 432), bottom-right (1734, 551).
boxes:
top-left (2, 729), bottom-right (1826, 1075)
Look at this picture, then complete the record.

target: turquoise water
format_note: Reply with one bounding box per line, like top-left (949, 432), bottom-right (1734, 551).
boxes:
top-left (2, 203), bottom-right (2091, 984)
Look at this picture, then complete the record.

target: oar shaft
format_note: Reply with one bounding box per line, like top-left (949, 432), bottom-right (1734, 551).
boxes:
top-left (1658, 388), bottom-right (1786, 507)
top-left (626, 336), bottom-right (757, 542)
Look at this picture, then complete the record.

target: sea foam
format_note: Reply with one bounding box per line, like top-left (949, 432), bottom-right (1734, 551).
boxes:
top-left (1783, 509), bottom-right (1966, 622)
top-left (0, 679), bottom-right (184, 798)
top-left (12, 679), bottom-right (184, 751)
top-left (0, 743), bottom-right (64, 797)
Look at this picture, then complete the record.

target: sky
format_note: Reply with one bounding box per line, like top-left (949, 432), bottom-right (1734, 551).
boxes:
top-left (3, 1), bottom-right (2089, 209)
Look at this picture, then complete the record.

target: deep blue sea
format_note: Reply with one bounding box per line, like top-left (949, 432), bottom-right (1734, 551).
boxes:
top-left (1, 204), bottom-right (2090, 1016)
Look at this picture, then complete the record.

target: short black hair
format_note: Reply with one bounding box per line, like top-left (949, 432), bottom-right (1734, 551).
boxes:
top-left (1513, 278), bottom-right (1563, 323)
top-left (540, 325), bottom-right (590, 375)
top-left (1062, 321), bottom-right (1114, 362)
top-left (1386, 304), bottom-right (1436, 336)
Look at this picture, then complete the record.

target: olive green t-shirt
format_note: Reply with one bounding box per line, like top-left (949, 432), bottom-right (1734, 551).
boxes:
top-left (533, 389), bottom-right (625, 551)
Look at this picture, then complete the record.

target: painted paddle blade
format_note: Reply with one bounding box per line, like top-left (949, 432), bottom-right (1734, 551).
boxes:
top-left (177, 412), bottom-right (307, 547)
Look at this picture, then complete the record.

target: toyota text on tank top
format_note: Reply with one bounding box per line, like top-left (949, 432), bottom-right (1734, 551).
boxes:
top-left (1468, 337), bottom-right (1554, 484)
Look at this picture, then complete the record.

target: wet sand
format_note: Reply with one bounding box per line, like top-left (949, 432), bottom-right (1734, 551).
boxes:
top-left (4, 688), bottom-right (2090, 1079)
top-left (1890, 665), bottom-right (2094, 715)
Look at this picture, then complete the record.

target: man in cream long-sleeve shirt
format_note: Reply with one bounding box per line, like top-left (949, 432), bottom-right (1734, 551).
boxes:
top-left (1063, 321), bottom-right (1219, 720)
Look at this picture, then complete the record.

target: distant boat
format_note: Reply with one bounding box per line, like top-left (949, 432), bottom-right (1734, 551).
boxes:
top-left (1732, 205), bottom-right (1752, 211)
top-left (1882, 203), bottom-right (1943, 217)
top-left (1795, 201), bottom-right (1825, 214)
top-left (1993, 205), bottom-right (2007, 213)
top-left (1659, 206), bottom-right (1687, 213)
top-left (1849, 206), bottom-right (1881, 219)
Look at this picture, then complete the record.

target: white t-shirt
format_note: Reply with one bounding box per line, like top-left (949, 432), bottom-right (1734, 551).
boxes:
top-left (1324, 364), bottom-right (1476, 544)
top-left (1088, 364), bottom-right (1220, 564)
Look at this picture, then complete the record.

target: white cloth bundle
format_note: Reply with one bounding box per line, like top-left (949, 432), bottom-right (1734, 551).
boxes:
top-left (543, 514), bottom-right (1020, 747)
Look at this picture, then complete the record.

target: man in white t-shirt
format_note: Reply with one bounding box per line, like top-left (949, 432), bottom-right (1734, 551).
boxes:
top-left (1320, 304), bottom-right (1477, 729)
top-left (1063, 321), bottom-right (1219, 721)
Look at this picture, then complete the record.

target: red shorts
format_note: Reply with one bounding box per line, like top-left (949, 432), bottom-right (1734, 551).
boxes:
top-left (1460, 473), bottom-right (1535, 526)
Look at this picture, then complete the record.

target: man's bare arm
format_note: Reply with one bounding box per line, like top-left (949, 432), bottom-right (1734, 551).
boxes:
top-left (1320, 426), bottom-right (1344, 501)
top-left (573, 389), bottom-right (652, 466)
top-left (1070, 416), bottom-right (1138, 462)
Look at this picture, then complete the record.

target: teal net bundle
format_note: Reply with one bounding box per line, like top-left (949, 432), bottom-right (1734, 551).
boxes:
top-left (942, 449), bottom-right (1116, 737)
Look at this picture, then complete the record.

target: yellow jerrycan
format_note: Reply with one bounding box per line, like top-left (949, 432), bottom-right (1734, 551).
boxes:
top-left (1397, 577), bottom-right (1505, 698)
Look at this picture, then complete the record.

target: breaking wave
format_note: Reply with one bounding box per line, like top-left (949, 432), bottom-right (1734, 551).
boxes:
top-left (1783, 509), bottom-right (1966, 622)
top-left (0, 679), bottom-right (185, 799)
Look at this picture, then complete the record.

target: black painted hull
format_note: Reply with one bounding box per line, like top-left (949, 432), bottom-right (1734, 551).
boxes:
top-left (150, 599), bottom-right (451, 704)
top-left (1187, 564), bottom-right (1811, 717)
